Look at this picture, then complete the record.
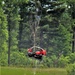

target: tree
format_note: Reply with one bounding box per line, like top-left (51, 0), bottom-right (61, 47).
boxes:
top-left (18, 0), bottom-right (71, 56)
top-left (4, 0), bottom-right (21, 66)
top-left (0, 1), bottom-right (8, 66)
top-left (58, 0), bottom-right (75, 53)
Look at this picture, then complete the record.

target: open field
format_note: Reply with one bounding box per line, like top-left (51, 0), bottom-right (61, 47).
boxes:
top-left (1, 67), bottom-right (67, 75)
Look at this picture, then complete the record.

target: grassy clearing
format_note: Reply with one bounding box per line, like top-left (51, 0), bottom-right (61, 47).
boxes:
top-left (1, 67), bottom-right (67, 75)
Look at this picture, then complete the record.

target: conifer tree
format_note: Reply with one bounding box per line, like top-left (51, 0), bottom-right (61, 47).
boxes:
top-left (0, 1), bottom-right (8, 66)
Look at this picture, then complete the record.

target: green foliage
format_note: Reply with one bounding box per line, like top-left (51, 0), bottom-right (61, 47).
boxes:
top-left (10, 52), bottom-right (28, 67)
top-left (57, 10), bottom-right (73, 55)
top-left (58, 55), bottom-right (69, 67)
top-left (0, 53), bottom-right (8, 66)
top-left (0, 8), bottom-right (8, 52)
top-left (68, 53), bottom-right (75, 64)
top-left (58, 24), bottom-right (72, 55)
top-left (4, 0), bottom-right (29, 4)
top-left (66, 63), bottom-right (75, 75)
top-left (43, 55), bottom-right (60, 68)
top-left (0, 5), bottom-right (8, 66)
top-left (43, 56), bottom-right (54, 67)
top-left (57, 0), bottom-right (75, 3)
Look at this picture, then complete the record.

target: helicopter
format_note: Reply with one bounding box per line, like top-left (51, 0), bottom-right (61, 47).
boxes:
top-left (27, 46), bottom-right (46, 60)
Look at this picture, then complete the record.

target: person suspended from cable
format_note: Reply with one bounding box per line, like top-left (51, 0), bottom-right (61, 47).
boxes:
top-left (27, 46), bottom-right (46, 60)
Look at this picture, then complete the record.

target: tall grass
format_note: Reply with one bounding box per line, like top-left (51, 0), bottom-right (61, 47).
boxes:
top-left (1, 67), bottom-right (67, 75)
top-left (0, 66), bottom-right (1, 75)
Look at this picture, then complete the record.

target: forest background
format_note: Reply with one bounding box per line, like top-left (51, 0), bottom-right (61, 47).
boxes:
top-left (0, 0), bottom-right (75, 68)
